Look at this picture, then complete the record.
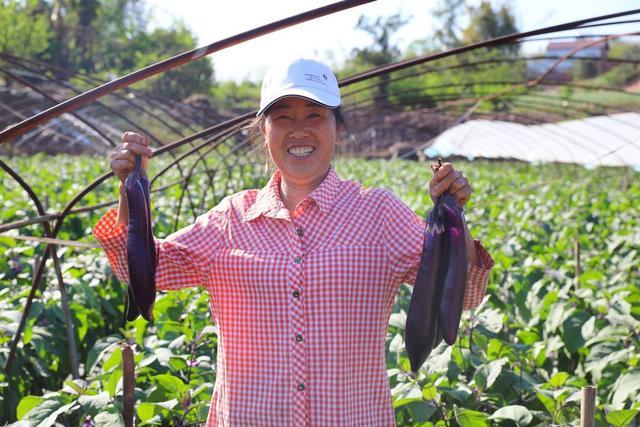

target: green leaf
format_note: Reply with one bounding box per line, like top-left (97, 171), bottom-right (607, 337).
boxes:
top-left (562, 310), bottom-right (590, 353)
top-left (24, 397), bottom-right (76, 427)
top-left (63, 379), bottom-right (86, 395)
top-left (477, 308), bottom-right (503, 333)
top-left (406, 401), bottom-right (437, 423)
top-left (440, 384), bottom-right (472, 403)
top-left (424, 345), bottom-right (452, 374)
top-left (86, 336), bottom-right (121, 375)
top-left (606, 409), bottom-right (640, 427)
top-left (473, 358), bottom-right (507, 390)
top-left (94, 409), bottom-right (124, 425)
top-left (78, 392), bottom-right (111, 413)
top-left (455, 406), bottom-right (489, 427)
top-left (581, 315), bottom-right (596, 340)
top-left (168, 356), bottom-right (188, 371)
top-left (137, 402), bottom-right (158, 421)
top-left (536, 390), bottom-right (556, 414)
top-left (422, 384), bottom-right (439, 401)
top-left (549, 372), bottom-right (570, 388)
top-left (16, 396), bottom-right (44, 420)
top-left (103, 347), bottom-right (123, 372)
top-left (137, 400), bottom-right (179, 421)
top-left (105, 369), bottom-right (122, 397)
top-left (392, 382), bottom-right (423, 408)
top-left (489, 405), bottom-right (533, 426)
top-left (155, 374), bottom-right (188, 396)
top-left (612, 370), bottom-right (640, 405)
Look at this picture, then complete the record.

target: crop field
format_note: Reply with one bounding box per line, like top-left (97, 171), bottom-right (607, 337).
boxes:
top-left (1, 154), bottom-right (639, 426)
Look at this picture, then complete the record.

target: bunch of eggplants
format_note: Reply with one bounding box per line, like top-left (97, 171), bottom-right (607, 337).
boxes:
top-left (124, 154), bottom-right (157, 322)
top-left (405, 187), bottom-right (468, 372)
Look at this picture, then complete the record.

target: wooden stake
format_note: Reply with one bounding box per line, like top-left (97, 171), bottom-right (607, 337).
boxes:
top-left (575, 239), bottom-right (581, 289)
top-left (580, 386), bottom-right (596, 427)
top-left (122, 344), bottom-right (135, 427)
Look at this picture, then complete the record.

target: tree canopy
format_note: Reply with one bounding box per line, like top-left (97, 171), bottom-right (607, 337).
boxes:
top-left (0, 0), bottom-right (214, 101)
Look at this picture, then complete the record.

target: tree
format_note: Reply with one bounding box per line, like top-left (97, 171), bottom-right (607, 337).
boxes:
top-left (431, 1), bottom-right (519, 54)
top-left (0, 0), bottom-right (51, 58)
top-left (2, 0), bottom-right (215, 101)
top-left (461, 1), bottom-right (519, 54)
top-left (432, 0), bottom-right (465, 49)
top-left (130, 24), bottom-right (214, 101)
top-left (349, 13), bottom-right (409, 109)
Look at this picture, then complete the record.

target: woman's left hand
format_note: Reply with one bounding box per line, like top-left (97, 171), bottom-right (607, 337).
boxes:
top-left (428, 161), bottom-right (472, 209)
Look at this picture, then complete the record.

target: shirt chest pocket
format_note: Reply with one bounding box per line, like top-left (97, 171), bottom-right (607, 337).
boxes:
top-left (211, 248), bottom-right (288, 294)
top-left (305, 244), bottom-right (391, 305)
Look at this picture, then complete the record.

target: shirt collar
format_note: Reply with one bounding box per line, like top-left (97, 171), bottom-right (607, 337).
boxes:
top-left (243, 166), bottom-right (341, 222)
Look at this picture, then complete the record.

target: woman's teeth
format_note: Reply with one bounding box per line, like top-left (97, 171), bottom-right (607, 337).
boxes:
top-left (288, 146), bottom-right (315, 156)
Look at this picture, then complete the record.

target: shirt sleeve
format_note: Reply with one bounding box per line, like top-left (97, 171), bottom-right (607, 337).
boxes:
top-left (381, 191), bottom-right (495, 310)
top-left (92, 203), bottom-right (228, 291)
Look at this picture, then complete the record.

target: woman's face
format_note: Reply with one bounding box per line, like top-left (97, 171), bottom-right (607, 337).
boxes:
top-left (262, 96), bottom-right (339, 188)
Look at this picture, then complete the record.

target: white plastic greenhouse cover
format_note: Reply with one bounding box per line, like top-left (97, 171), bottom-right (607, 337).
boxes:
top-left (424, 112), bottom-right (640, 169)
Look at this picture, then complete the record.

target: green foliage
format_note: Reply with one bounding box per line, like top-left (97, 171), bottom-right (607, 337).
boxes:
top-left (344, 13), bottom-right (409, 110)
top-left (3, 0), bottom-right (214, 101)
top-left (432, 0), bottom-right (466, 49)
top-left (0, 0), bottom-right (51, 57)
top-left (210, 79), bottom-right (260, 111)
top-left (462, 1), bottom-right (519, 54)
top-left (430, 0), bottom-right (519, 54)
top-left (587, 42), bottom-right (640, 88)
top-left (336, 158), bottom-right (639, 426)
top-left (126, 24), bottom-right (214, 101)
top-left (2, 155), bottom-right (639, 425)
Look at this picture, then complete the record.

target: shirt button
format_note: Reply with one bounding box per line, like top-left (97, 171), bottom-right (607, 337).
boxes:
top-left (295, 334), bottom-right (303, 342)
top-left (292, 290), bottom-right (300, 298)
top-left (296, 227), bottom-right (304, 236)
top-left (293, 256), bottom-right (302, 264)
top-left (297, 383), bottom-right (306, 391)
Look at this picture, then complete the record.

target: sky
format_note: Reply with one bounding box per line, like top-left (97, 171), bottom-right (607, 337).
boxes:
top-left (148, 0), bottom-right (640, 82)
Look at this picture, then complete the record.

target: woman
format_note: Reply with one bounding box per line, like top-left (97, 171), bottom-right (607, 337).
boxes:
top-left (94, 57), bottom-right (494, 426)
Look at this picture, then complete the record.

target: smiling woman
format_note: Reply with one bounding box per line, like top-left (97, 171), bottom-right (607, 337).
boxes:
top-left (93, 56), bottom-right (494, 426)
top-left (262, 97), bottom-right (340, 212)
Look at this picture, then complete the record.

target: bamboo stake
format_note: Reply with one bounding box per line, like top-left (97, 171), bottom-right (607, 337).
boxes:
top-left (580, 386), bottom-right (596, 427)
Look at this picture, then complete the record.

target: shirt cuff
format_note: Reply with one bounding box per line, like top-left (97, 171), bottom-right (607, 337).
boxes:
top-left (463, 239), bottom-right (494, 310)
top-left (92, 208), bottom-right (127, 251)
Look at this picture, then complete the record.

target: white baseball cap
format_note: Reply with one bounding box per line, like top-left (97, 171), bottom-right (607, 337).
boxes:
top-left (257, 57), bottom-right (341, 116)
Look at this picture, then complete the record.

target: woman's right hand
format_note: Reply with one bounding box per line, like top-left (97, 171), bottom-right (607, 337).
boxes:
top-left (110, 132), bottom-right (154, 183)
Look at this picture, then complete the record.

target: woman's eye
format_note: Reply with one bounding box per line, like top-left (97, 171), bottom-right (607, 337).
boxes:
top-left (276, 115), bottom-right (292, 121)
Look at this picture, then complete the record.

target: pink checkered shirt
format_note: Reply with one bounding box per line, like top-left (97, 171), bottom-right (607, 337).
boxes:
top-left (93, 167), bottom-right (494, 426)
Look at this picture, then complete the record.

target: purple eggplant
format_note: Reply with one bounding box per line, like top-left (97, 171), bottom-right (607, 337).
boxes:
top-left (405, 201), bottom-right (446, 372)
top-left (437, 193), bottom-right (468, 345)
top-left (125, 154), bottom-right (156, 322)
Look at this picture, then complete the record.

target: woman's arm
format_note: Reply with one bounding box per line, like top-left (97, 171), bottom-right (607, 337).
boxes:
top-left (93, 203), bottom-right (228, 292)
top-left (462, 215), bottom-right (480, 267)
top-left (116, 181), bottom-right (128, 227)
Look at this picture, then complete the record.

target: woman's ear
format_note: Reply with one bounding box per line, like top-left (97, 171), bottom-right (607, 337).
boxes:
top-left (259, 117), bottom-right (266, 136)
top-left (334, 123), bottom-right (342, 145)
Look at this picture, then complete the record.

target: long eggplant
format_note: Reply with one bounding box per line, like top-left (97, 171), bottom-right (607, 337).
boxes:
top-left (437, 193), bottom-right (468, 345)
top-left (405, 199), bottom-right (446, 372)
top-left (125, 286), bottom-right (141, 322)
top-left (125, 154), bottom-right (157, 322)
top-left (405, 158), bottom-right (468, 371)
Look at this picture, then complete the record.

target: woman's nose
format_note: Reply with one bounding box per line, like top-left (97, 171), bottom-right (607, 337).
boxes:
top-left (289, 122), bottom-right (309, 139)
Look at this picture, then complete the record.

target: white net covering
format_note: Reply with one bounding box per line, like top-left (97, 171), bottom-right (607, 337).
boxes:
top-left (425, 112), bottom-right (640, 169)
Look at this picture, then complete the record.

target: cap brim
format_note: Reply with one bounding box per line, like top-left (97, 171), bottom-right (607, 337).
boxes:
top-left (257, 88), bottom-right (341, 116)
